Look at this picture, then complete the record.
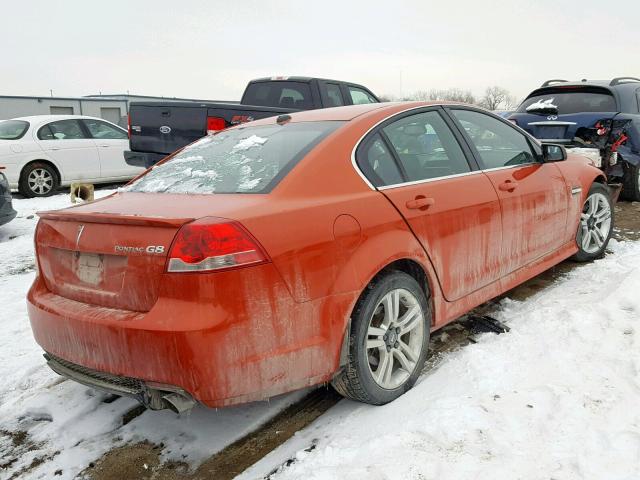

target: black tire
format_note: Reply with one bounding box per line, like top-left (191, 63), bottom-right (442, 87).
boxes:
top-left (621, 162), bottom-right (640, 202)
top-left (19, 162), bottom-right (60, 198)
top-left (331, 271), bottom-right (431, 405)
top-left (572, 182), bottom-right (614, 262)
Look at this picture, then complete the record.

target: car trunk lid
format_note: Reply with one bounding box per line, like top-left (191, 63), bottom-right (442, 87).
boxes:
top-left (35, 192), bottom-right (271, 312)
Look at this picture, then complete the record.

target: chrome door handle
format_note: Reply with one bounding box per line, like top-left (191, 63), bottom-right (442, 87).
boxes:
top-left (406, 196), bottom-right (435, 210)
top-left (50, 146), bottom-right (60, 150)
top-left (99, 144), bottom-right (109, 148)
top-left (498, 180), bottom-right (519, 192)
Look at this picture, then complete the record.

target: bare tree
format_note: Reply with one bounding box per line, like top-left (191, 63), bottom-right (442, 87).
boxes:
top-left (480, 86), bottom-right (517, 110)
top-left (402, 88), bottom-right (477, 104)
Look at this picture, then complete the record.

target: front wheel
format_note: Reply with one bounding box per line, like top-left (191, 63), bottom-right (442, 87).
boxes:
top-left (331, 271), bottom-right (430, 405)
top-left (621, 162), bottom-right (640, 202)
top-left (572, 183), bottom-right (613, 262)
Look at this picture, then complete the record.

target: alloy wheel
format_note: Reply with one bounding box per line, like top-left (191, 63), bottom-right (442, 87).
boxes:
top-left (579, 192), bottom-right (612, 254)
top-left (366, 288), bottom-right (425, 389)
top-left (27, 168), bottom-right (54, 195)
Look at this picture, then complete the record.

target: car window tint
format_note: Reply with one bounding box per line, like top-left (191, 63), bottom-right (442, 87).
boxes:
top-left (38, 120), bottom-right (86, 140)
top-left (517, 89), bottom-right (617, 114)
top-left (325, 83), bottom-right (344, 107)
top-left (84, 119), bottom-right (127, 139)
top-left (349, 87), bottom-right (377, 105)
top-left (242, 81), bottom-right (313, 109)
top-left (356, 134), bottom-right (403, 187)
top-left (126, 121), bottom-right (343, 194)
top-left (451, 109), bottom-right (537, 169)
top-left (382, 111), bottom-right (470, 181)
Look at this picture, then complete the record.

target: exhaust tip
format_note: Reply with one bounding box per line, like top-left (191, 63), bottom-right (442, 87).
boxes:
top-left (161, 392), bottom-right (196, 414)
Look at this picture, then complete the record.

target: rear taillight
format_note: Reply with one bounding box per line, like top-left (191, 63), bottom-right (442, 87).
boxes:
top-left (207, 117), bottom-right (226, 135)
top-left (127, 114), bottom-right (131, 138)
top-left (167, 218), bottom-right (268, 273)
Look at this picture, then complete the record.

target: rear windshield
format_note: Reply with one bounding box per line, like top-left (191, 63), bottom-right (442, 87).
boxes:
top-left (242, 81), bottom-right (313, 109)
top-left (517, 89), bottom-right (617, 114)
top-left (0, 120), bottom-right (29, 140)
top-left (126, 121), bottom-right (343, 194)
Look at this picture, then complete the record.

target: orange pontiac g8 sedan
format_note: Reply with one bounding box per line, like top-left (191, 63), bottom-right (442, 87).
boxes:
top-left (27, 102), bottom-right (613, 413)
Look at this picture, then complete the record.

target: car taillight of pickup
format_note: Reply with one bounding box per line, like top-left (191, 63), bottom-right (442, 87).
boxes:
top-left (124, 76), bottom-right (380, 168)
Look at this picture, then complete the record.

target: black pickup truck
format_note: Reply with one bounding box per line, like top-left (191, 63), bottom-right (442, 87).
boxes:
top-left (125, 76), bottom-right (379, 168)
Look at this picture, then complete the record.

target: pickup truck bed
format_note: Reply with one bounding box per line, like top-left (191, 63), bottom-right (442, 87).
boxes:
top-left (125, 76), bottom-right (379, 168)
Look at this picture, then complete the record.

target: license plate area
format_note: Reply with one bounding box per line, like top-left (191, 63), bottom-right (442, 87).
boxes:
top-left (534, 125), bottom-right (568, 139)
top-left (73, 252), bottom-right (105, 285)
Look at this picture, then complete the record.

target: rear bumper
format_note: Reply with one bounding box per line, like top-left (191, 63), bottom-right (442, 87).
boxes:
top-left (0, 202), bottom-right (17, 226)
top-left (124, 150), bottom-right (167, 169)
top-left (27, 265), bottom-right (354, 408)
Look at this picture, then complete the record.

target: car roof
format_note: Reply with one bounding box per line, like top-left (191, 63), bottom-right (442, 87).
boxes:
top-left (5, 114), bottom-right (116, 124)
top-left (246, 101), bottom-right (464, 125)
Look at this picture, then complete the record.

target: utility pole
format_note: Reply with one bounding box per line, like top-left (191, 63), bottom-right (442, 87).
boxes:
top-left (50, 89), bottom-right (53, 97)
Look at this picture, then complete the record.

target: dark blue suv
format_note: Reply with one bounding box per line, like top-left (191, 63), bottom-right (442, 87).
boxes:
top-left (509, 77), bottom-right (640, 201)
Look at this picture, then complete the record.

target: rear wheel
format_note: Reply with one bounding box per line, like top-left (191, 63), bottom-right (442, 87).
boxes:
top-left (572, 183), bottom-right (613, 262)
top-left (621, 162), bottom-right (640, 202)
top-left (19, 162), bottom-right (59, 198)
top-left (331, 271), bottom-right (430, 405)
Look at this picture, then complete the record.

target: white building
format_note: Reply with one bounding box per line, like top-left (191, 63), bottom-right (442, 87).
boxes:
top-left (0, 94), bottom-right (227, 126)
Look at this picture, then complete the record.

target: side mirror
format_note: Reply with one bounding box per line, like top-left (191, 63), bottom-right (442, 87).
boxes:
top-left (542, 143), bottom-right (566, 162)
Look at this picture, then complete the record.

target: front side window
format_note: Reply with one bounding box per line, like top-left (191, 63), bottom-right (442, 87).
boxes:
top-left (451, 109), bottom-right (537, 169)
top-left (38, 120), bottom-right (87, 140)
top-left (83, 119), bottom-right (127, 139)
top-left (383, 111), bottom-right (471, 182)
top-left (356, 134), bottom-right (403, 187)
top-left (126, 121), bottom-right (343, 194)
top-left (0, 120), bottom-right (29, 140)
top-left (348, 86), bottom-right (377, 105)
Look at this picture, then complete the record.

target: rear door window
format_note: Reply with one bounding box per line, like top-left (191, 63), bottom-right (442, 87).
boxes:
top-left (126, 121), bottom-right (342, 194)
top-left (37, 120), bottom-right (87, 140)
top-left (382, 111), bottom-right (471, 182)
top-left (451, 109), bottom-right (537, 169)
top-left (242, 81), bottom-right (313, 109)
top-left (517, 89), bottom-right (617, 114)
top-left (325, 83), bottom-right (345, 107)
top-left (0, 120), bottom-right (29, 140)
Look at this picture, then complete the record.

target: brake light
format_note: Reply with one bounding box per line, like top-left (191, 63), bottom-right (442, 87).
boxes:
top-left (207, 117), bottom-right (226, 135)
top-left (167, 218), bottom-right (268, 273)
top-left (127, 114), bottom-right (131, 138)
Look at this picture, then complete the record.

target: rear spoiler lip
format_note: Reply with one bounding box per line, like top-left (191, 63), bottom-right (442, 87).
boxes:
top-left (37, 211), bottom-right (194, 228)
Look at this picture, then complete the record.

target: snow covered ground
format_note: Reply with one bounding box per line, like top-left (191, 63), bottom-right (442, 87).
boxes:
top-left (1, 190), bottom-right (639, 479)
top-left (0, 191), bottom-right (304, 479)
top-left (246, 240), bottom-right (640, 480)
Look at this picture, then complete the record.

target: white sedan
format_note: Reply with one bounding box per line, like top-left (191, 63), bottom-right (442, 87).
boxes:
top-left (0, 115), bottom-right (145, 197)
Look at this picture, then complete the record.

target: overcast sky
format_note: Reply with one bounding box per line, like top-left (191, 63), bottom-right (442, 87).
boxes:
top-left (3, 0), bottom-right (640, 102)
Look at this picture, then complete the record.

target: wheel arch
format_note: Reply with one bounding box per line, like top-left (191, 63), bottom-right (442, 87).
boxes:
top-left (337, 255), bottom-right (436, 368)
top-left (20, 159), bottom-right (62, 183)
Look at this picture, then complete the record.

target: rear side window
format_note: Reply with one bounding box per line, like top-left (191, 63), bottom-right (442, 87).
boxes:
top-left (382, 111), bottom-right (470, 181)
top-left (242, 81), bottom-right (313, 109)
top-left (37, 120), bottom-right (87, 140)
top-left (126, 121), bottom-right (343, 194)
top-left (325, 83), bottom-right (344, 107)
top-left (356, 134), bottom-right (403, 187)
top-left (517, 89), bottom-right (617, 114)
top-left (0, 120), bottom-right (29, 140)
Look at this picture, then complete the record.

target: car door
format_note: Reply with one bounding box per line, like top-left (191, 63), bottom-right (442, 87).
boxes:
top-left (446, 107), bottom-right (569, 274)
top-left (356, 108), bottom-right (503, 301)
top-left (35, 119), bottom-right (100, 182)
top-left (82, 118), bottom-right (141, 178)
